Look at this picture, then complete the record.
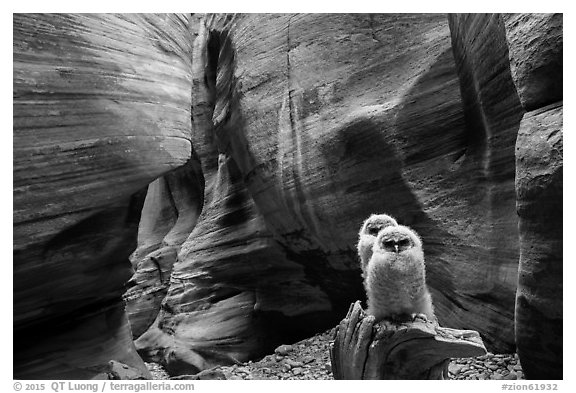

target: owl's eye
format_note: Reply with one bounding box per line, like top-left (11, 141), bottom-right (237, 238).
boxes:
top-left (367, 225), bottom-right (381, 236)
top-left (383, 240), bottom-right (396, 249)
top-left (398, 239), bottom-right (411, 248)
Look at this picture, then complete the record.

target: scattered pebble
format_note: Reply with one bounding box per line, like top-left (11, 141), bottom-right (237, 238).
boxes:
top-left (450, 352), bottom-right (525, 380)
top-left (285, 359), bottom-right (303, 368)
top-left (292, 367), bottom-right (303, 375)
top-left (448, 363), bottom-right (464, 374)
top-left (275, 344), bottom-right (294, 356)
top-left (236, 366), bottom-right (249, 374)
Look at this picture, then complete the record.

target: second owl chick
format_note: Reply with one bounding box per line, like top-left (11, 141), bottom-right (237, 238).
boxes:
top-left (364, 224), bottom-right (435, 322)
top-left (357, 214), bottom-right (398, 277)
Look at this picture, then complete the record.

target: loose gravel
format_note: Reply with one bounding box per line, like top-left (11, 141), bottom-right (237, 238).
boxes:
top-left (146, 327), bottom-right (525, 380)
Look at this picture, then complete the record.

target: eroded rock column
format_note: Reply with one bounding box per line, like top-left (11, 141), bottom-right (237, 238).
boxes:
top-left (504, 13), bottom-right (563, 380)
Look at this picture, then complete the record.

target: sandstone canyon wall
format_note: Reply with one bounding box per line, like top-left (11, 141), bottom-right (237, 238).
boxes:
top-left (13, 13), bottom-right (199, 379)
top-left (14, 13), bottom-right (562, 380)
top-left (504, 13), bottom-right (563, 380)
top-left (130, 13), bottom-right (524, 375)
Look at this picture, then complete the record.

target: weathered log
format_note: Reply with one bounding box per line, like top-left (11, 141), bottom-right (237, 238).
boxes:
top-left (330, 301), bottom-right (487, 379)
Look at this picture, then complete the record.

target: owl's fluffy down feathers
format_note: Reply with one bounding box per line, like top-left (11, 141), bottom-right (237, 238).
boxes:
top-left (363, 224), bottom-right (435, 321)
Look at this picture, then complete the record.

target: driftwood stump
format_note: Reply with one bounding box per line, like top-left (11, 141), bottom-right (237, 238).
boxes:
top-left (330, 301), bottom-right (487, 379)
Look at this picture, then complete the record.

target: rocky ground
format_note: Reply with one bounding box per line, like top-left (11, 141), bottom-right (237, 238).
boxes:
top-left (146, 327), bottom-right (525, 380)
top-left (145, 362), bottom-right (171, 380)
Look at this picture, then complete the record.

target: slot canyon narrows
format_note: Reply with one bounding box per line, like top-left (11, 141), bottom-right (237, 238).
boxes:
top-left (13, 13), bottom-right (562, 380)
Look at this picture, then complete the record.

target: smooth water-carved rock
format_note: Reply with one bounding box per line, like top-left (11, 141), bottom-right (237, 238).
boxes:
top-left (124, 157), bottom-right (204, 338)
top-left (15, 13), bottom-right (561, 380)
top-left (503, 13), bottom-right (563, 380)
top-left (514, 104), bottom-right (562, 380)
top-left (447, 12), bottom-right (525, 351)
top-left (503, 13), bottom-right (562, 111)
top-left (134, 13), bottom-right (522, 374)
top-left (13, 13), bottom-right (195, 379)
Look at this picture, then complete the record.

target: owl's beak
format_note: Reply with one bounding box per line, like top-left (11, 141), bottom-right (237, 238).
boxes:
top-left (394, 244), bottom-right (399, 253)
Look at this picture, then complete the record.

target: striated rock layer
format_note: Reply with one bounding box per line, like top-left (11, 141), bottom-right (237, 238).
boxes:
top-left (15, 13), bottom-right (561, 379)
top-left (504, 14), bottom-right (562, 112)
top-left (447, 12), bottom-right (525, 354)
top-left (133, 13), bottom-right (523, 375)
top-left (13, 13), bottom-right (196, 379)
top-left (504, 13), bottom-right (563, 380)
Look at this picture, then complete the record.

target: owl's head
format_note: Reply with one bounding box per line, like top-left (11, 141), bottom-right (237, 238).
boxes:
top-left (374, 225), bottom-right (422, 254)
top-left (359, 214), bottom-right (398, 237)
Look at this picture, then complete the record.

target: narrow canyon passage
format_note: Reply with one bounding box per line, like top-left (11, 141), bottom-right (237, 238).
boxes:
top-left (13, 13), bottom-right (562, 380)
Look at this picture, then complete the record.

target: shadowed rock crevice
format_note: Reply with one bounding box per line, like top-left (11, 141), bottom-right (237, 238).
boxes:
top-left (124, 156), bottom-right (204, 338)
top-left (446, 13), bottom-right (526, 351)
top-left (123, 14), bottom-right (208, 342)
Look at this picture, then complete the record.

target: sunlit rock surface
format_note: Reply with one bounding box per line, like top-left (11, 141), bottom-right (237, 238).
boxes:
top-left (134, 13), bottom-right (522, 374)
